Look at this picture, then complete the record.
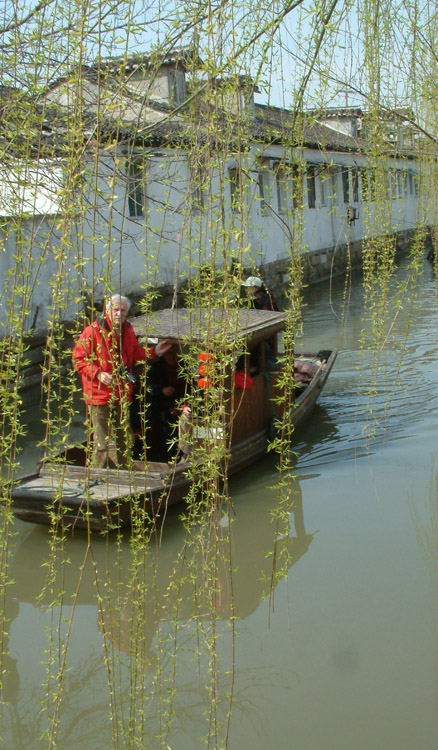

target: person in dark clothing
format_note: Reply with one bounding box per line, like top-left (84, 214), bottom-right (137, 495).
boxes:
top-left (241, 276), bottom-right (279, 311)
top-left (137, 343), bottom-right (191, 460)
top-left (241, 276), bottom-right (282, 371)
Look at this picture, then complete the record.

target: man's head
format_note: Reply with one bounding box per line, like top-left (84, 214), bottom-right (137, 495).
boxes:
top-left (105, 295), bottom-right (131, 327)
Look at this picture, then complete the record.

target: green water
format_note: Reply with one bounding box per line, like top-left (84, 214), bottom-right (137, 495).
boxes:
top-left (2, 256), bottom-right (438, 749)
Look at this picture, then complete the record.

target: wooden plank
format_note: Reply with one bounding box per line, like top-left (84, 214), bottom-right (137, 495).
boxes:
top-left (40, 462), bottom-right (169, 483)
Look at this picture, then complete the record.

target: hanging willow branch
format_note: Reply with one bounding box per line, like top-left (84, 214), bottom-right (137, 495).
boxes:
top-left (0, 1), bottom-right (435, 747)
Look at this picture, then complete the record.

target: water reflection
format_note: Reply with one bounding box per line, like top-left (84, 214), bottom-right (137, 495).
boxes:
top-left (2, 469), bottom-right (313, 748)
top-left (292, 403), bottom-right (340, 463)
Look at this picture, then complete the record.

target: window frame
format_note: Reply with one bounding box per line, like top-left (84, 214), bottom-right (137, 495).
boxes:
top-left (257, 169), bottom-right (269, 214)
top-left (228, 166), bottom-right (242, 212)
top-left (307, 165), bottom-right (316, 209)
top-left (319, 167), bottom-right (330, 207)
top-left (275, 163), bottom-right (291, 215)
top-left (342, 167), bottom-right (350, 205)
top-left (168, 69), bottom-right (186, 106)
top-left (127, 158), bottom-right (145, 218)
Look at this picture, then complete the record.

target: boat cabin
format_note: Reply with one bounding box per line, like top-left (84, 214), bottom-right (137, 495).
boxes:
top-left (131, 307), bottom-right (288, 460)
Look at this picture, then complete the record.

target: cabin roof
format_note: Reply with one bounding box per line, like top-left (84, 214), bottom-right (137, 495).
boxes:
top-left (131, 307), bottom-right (287, 347)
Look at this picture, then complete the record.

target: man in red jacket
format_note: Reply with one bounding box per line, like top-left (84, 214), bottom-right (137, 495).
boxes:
top-left (72, 294), bottom-right (169, 468)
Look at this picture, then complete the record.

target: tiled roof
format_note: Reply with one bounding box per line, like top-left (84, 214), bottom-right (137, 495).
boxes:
top-left (89, 45), bottom-right (203, 74)
top-left (35, 65), bottom-right (418, 157)
top-left (251, 103), bottom-right (359, 151)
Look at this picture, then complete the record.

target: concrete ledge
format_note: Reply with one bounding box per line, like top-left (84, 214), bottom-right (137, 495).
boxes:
top-left (259, 227), bottom-right (419, 304)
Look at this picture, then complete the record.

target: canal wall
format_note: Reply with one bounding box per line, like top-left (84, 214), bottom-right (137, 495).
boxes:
top-left (129, 226), bottom-right (421, 314)
top-left (259, 227), bottom-right (419, 306)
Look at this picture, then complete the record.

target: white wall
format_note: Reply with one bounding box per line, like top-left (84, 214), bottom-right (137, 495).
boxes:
top-left (78, 144), bottom-right (420, 296)
top-left (0, 144), bottom-right (421, 334)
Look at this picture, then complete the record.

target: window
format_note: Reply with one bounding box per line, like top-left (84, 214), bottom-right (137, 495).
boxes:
top-left (361, 168), bottom-right (376, 202)
top-left (397, 170), bottom-right (403, 198)
top-left (389, 169), bottom-right (397, 198)
top-left (258, 170), bottom-right (269, 214)
top-left (320, 168), bottom-right (330, 206)
top-left (228, 167), bottom-right (242, 212)
top-left (127, 159), bottom-right (145, 218)
top-left (190, 165), bottom-right (207, 212)
top-left (370, 169), bottom-right (377, 201)
top-left (168, 69), bottom-right (186, 106)
top-left (291, 164), bottom-right (302, 209)
top-left (342, 167), bottom-right (350, 204)
top-left (276, 165), bottom-right (290, 214)
top-left (192, 184), bottom-right (205, 212)
top-left (385, 171), bottom-right (392, 200)
top-left (330, 167), bottom-right (339, 205)
top-left (307, 165), bottom-right (316, 208)
top-left (352, 167), bottom-right (359, 203)
top-left (361, 168), bottom-right (369, 201)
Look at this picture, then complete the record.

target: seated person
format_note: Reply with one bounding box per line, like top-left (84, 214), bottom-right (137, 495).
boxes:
top-left (293, 359), bottom-right (319, 384)
top-left (145, 343), bottom-right (191, 460)
top-left (235, 339), bottom-right (281, 377)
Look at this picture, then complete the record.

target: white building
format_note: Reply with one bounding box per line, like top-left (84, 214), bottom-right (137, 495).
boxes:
top-left (0, 48), bottom-right (422, 333)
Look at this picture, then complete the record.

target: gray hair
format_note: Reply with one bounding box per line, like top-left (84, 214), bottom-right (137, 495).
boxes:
top-left (105, 294), bottom-right (131, 313)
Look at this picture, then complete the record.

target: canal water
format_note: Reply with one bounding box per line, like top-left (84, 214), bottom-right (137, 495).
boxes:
top-left (2, 254), bottom-right (438, 749)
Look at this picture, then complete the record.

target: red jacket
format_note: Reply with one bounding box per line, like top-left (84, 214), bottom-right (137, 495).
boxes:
top-left (72, 315), bottom-right (155, 405)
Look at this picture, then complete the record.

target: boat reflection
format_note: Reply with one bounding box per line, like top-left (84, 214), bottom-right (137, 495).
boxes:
top-left (1, 468), bottom-right (315, 744)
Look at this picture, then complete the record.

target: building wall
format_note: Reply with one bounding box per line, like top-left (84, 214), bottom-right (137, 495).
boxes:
top-left (260, 228), bottom-right (417, 307)
top-left (0, 141), bottom-right (423, 334)
top-left (83, 144), bottom-right (420, 298)
top-left (0, 216), bottom-right (86, 335)
top-left (70, 142), bottom-right (422, 305)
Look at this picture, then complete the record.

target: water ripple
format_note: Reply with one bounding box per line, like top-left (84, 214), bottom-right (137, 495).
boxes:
top-left (295, 261), bottom-right (438, 469)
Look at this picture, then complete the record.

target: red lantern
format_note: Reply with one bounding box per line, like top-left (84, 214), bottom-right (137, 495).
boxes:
top-left (198, 353), bottom-right (214, 388)
top-left (198, 377), bottom-right (212, 388)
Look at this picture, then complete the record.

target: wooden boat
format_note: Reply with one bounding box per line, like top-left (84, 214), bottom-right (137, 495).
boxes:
top-left (8, 308), bottom-right (337, 531)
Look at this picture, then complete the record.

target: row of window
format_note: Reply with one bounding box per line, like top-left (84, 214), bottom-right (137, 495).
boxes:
top-left (248, 164), bottom-right (417, 215)
top-left (126, 159), bottom-right (418, 219)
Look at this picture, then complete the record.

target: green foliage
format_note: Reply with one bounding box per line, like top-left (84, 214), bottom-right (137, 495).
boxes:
top-left (0, 0), bottom-right (434, 746)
